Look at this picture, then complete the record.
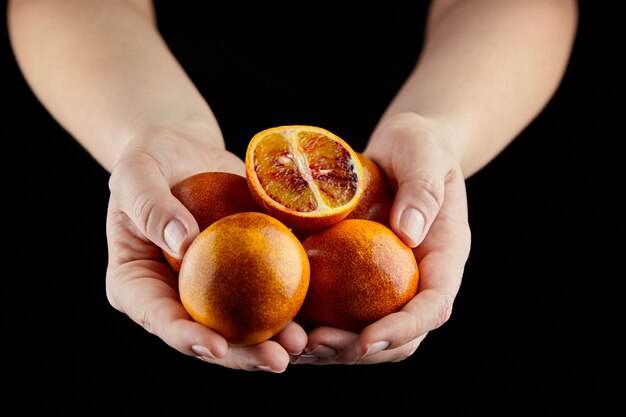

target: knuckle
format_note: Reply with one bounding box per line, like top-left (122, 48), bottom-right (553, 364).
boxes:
top-left (131, 191), bottom-right (162, 237)
top-left (390, 340), bottom-right (420, 363)
top-left (135, 309), bottom-right (156, 335)
top-left (434, 294), bottom-right (455, 329)
top-left (406, 293), bottom-right (455, 334)
top-left (105, 270), bottom-right (124, 313)
top-left (107, 168), bottom-right (123, 195)
top-left (414, 175), bottom-right (445, 209)
top-left (406, 310), bottom-right (427, 337)
top-left (104, 269), bottom-right (157, 336)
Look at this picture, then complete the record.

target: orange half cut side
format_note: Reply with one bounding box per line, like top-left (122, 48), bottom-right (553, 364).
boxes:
top-left (245, 125), bottom-right (364, 232)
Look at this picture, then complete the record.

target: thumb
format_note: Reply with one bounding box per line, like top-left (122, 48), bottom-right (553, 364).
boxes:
top-left (389, 157), bottom-right (449, 249)
top-left (108, 159), bottom-right (199, 259)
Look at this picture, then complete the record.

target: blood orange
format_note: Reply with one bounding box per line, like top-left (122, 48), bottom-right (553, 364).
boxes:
top-left (346, 153), bottom-right (394, 225)
top-left (178, 212), bottom-right (310, 346)
top-left (297, 219), bottom-right (419, 332)
top-left (164, 171), bottom-right (260, 272)
top-left (245, 125), bottom-right (364, 233)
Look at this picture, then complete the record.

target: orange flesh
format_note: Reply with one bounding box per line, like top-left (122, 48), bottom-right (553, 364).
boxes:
top-left (253, 130), bottom-right (359, 213)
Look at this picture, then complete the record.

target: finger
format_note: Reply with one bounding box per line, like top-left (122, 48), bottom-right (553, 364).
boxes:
top-left (105, 199), bottom-right (226, 356)
top-left (272, 321), bottom-right (308, 355)
top-left (108, 262), bottom-right (292, 372)
top-left (387, 136), bottom-right (450, 248)
top-left (353, 333), bottom-right (426, 364)
top-left (292, 327), bottom-right (423, 365)
top-left (106, 249), bottom-right (292, 372)
top-left (108, 157), bottom-right (199, 259)
top-left (107, 263), bottom-right (229, 353)
top-left (292, 327), bottom-right (358, 365)
top-left (195, 341), bottom-right (292, 372)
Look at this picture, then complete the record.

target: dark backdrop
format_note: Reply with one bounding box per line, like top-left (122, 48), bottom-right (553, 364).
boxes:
top-left (3, 1), bottom-right (623, 415)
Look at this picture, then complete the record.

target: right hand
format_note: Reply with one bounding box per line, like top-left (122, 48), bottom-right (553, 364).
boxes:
top-left (292, 112), bottom-right (471, 365)
top-left (104, 125), bottom-right (308, 372)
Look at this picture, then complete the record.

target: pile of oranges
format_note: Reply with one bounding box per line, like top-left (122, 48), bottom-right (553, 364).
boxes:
top-left (171, 125), bottom-right (419, 346)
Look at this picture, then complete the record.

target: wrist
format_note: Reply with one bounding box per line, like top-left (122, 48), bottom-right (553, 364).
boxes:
top-left (112, 118), bottom-right (224, 168)
top-left (368, 112), bottom-right (467, 175)
top-left (108, 120), bottom-right (225, 177)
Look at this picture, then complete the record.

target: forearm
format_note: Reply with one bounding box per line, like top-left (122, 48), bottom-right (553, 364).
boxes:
top-left (8, 0), bottom-right (221, 172)
top-left (378, 0), bottom-right (578, 177)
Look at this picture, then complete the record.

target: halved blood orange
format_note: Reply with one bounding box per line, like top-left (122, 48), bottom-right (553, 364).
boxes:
top-left (245, 125), bottom-right (364, 232)
top-left (345, 153), bottom-right (394, 226)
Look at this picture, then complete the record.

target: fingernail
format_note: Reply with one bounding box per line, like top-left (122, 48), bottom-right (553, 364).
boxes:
top-left (255, 365), bottom-right (283, 373)
top-left (365, 341), bottom-right (390, 357)
top-left (305, 345), bottom-right (338, 359)
top-left (291, 354), bottom-right (318, 365)
top-left (164, 219), bottom-right (187, 257)
top-left (191, 345), bottom-right (214, 359)
top-left (400, 208), bottom-right (424, 247)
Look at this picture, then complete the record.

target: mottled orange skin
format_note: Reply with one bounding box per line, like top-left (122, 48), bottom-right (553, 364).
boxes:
top-left (178, 212), bottom-right (310, 346)
top-left (245, 125), bottom-right (364, 233)
top-left (298, 219), bottom-right (419, 333)
top-left (346, 153), bottom-right (394, 226)
top-left (163, 171), bottom-right (261, 272)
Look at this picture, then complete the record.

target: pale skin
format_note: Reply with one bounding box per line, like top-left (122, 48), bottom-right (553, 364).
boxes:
top-left (8, 0), bottom-right (578, 371)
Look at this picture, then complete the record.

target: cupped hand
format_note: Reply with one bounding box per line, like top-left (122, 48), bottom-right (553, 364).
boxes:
top-left (104, 125), bottom-right (307, 372)
top-left (291, 112), bottom-right (472, 365)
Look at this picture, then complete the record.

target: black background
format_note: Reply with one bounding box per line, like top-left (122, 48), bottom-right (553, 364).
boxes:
top-left (3, 1), bottom-right (624, 415)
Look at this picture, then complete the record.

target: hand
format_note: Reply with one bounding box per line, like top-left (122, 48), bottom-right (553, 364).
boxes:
top-left (291, 112), bottom-right (471, 365)
top-left (105, 125), bottom-right (308, 372)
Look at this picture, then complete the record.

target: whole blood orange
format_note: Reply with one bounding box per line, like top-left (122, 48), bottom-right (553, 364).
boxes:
top-left (346, 153), bottom-right (394, 225)
top-left (298, 219), bottom-right (419, 333)
top-left (245, 125), bottom-right (364, 233)
top-left (178, 212), bottom-right (310, 346)
top-left (164, 171), bottom-right (261, 272)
